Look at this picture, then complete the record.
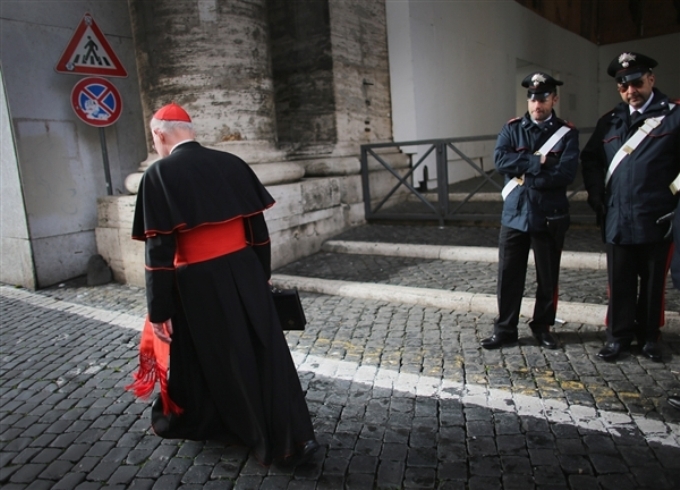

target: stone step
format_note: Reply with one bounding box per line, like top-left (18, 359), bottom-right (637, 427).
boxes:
top-left (323, 240), bottom-right (607, 270)
top-left (273, 238), bottom-right (680, 328)
top-left (330, 223), bottom-right (606, 254)
top-left (271, 273), bottom-right (680, 329)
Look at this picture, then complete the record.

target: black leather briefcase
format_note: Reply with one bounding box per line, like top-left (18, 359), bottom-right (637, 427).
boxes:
top-left (271, 287), bottom-right (307, 330)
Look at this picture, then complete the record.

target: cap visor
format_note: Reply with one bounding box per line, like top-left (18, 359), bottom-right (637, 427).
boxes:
top-left (616, 70), bottom-right (645, 84)
top-left (527, 92), bottom-right (551, 101)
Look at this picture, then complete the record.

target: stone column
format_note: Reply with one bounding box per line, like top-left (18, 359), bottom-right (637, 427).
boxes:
top-left (125, 0), bottom-right (303, 193)
top-left (267, 0), bottom-right (398, 177)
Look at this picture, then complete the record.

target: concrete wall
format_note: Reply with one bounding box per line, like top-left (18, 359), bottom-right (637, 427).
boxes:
top-left (0, 68), bottom-right (35, 288)
top-left (386, 0), bottom-right (600, 185)
top-left (0, 1), bottom-right (146, 288)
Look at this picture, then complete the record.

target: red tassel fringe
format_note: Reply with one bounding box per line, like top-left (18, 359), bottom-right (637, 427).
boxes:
top-left (125, 319), bottom-right (183, 416)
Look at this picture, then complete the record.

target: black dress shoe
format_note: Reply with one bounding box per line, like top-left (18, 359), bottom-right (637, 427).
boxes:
top-left (480, 333), bottom-right (518, 350)
top-left (534, 331), bottom-right (558, 349)
top-left (597, 341), bottom-right (625, 361)
top-left (279, 439), bottom-right (320, 467)
top-left (668, 396), bottom-right (680, 410)
top-left (641, 342), bottom-right (662, 362)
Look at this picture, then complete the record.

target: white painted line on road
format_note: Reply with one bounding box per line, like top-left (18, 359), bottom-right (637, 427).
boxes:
top-left (3, 285), bottom-right (679, 448)
top-left (0, 286), bottom-right (144, 331)
top-left (292, 352), bottom-right (680, 449)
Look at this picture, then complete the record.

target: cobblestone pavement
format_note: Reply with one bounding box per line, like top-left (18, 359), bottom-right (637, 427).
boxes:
top-left (2, 224), bottom-right (680, 490)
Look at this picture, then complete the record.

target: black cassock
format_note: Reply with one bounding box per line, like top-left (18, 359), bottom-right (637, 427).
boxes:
top-left (132, 141), bottom-right (314, 465)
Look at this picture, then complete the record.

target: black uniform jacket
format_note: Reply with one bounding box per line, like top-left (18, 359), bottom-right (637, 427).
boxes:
top-left (495, 111), bottom-right (579, 232)
top-left (581, 89), bottom-right (680, 244)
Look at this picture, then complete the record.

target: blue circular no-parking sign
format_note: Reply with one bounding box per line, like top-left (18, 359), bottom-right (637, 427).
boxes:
top-left (70, 76), bottom-right (122, 127)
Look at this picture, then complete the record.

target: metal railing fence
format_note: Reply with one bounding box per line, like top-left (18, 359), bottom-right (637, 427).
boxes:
top-left (360, 129), bottom-right (593, 226)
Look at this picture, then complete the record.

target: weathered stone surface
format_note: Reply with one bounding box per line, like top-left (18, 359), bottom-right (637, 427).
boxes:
top-left (98, 174), bottom-right (379, 287)
top-left (100, 0), bottom-right (403, 287)
top-left (128, 0), bottom-right (279, 149)
top-left (268, 0), bottom-right (394, 156)
top-left (86, 255), bottom-right (112, 287)
top-left (250, 162), bottom-right (305, 186)
top-left (329, 0), bottom-right (392, 145)
top-left (96, 197), bottom-right (136, 230)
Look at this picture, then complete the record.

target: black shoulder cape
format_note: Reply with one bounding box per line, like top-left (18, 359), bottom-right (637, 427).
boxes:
top-left (132, 142), bottom-right (275, 239)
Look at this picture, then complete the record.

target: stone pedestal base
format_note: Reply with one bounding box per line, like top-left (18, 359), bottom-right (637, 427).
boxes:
top-left (95, 195), bottom-right (145, 286)
top-left (124, 142), bottom-right (306, 194)
top-left (96, 151), bottom-right (410, 287)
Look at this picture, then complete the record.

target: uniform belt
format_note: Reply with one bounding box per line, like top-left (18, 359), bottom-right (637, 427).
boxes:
top-left (174, 217), bottom-right (247, 266)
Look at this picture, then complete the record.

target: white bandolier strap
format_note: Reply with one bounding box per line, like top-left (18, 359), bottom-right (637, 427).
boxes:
top-left (671, 172), bottom-right (680, 195)
top-left (606, 103), bottom-right (676, 186)
top-left (502, 125), bottom-right (572, 201)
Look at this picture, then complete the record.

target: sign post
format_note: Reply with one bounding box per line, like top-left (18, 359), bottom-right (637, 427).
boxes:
top-left (70, 77), bottom-right (123, 195)
top-left (98, 129), bottom-right (113, 196)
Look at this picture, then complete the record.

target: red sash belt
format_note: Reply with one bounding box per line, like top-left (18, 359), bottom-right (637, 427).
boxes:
top-left (174, 217), bottom-right (247, 266)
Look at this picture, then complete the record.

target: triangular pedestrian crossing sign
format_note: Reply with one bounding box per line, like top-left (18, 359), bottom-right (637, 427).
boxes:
top-left (55, 13), bottom-right (128, 78)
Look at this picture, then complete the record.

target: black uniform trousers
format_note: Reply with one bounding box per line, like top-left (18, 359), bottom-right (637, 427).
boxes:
top-left (495, 225), bottom-right (565, 337)
top-left (605, 241), bottom-right (672, 344)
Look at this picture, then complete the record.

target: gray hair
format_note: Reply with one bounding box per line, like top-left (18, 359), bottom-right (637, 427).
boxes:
top-left (149, 118), bottom-right (194, 134)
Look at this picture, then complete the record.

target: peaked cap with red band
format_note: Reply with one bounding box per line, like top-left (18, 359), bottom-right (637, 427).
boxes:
top-left (153, 102), bottom-right (192, 122)
top-left (607, 52), bottom-right (657, 84)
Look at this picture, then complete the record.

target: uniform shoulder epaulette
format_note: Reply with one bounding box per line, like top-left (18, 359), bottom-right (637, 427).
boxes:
top-left (562, 120), bottom-right (575, 128)
top-left (662, 99), bottom-right (679, 112)
top-left (507, 117), bottom-right (521, 124)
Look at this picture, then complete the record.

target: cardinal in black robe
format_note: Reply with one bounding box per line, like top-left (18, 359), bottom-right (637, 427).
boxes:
top-left (127, 102), bottom-right (318, 466)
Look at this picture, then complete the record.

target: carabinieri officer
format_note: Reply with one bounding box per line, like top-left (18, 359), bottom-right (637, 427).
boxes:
top-left (481, 72), bottom-right (579, 350)
top-left (581, 52), bottom-right (680, 362)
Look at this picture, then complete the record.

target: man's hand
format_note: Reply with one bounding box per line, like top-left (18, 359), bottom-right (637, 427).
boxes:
top-left (152, 319), bottom-right (173, 344)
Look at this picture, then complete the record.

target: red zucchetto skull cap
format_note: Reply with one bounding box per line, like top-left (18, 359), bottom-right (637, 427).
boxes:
top-left (153, 102), bottom-right (192, 122)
